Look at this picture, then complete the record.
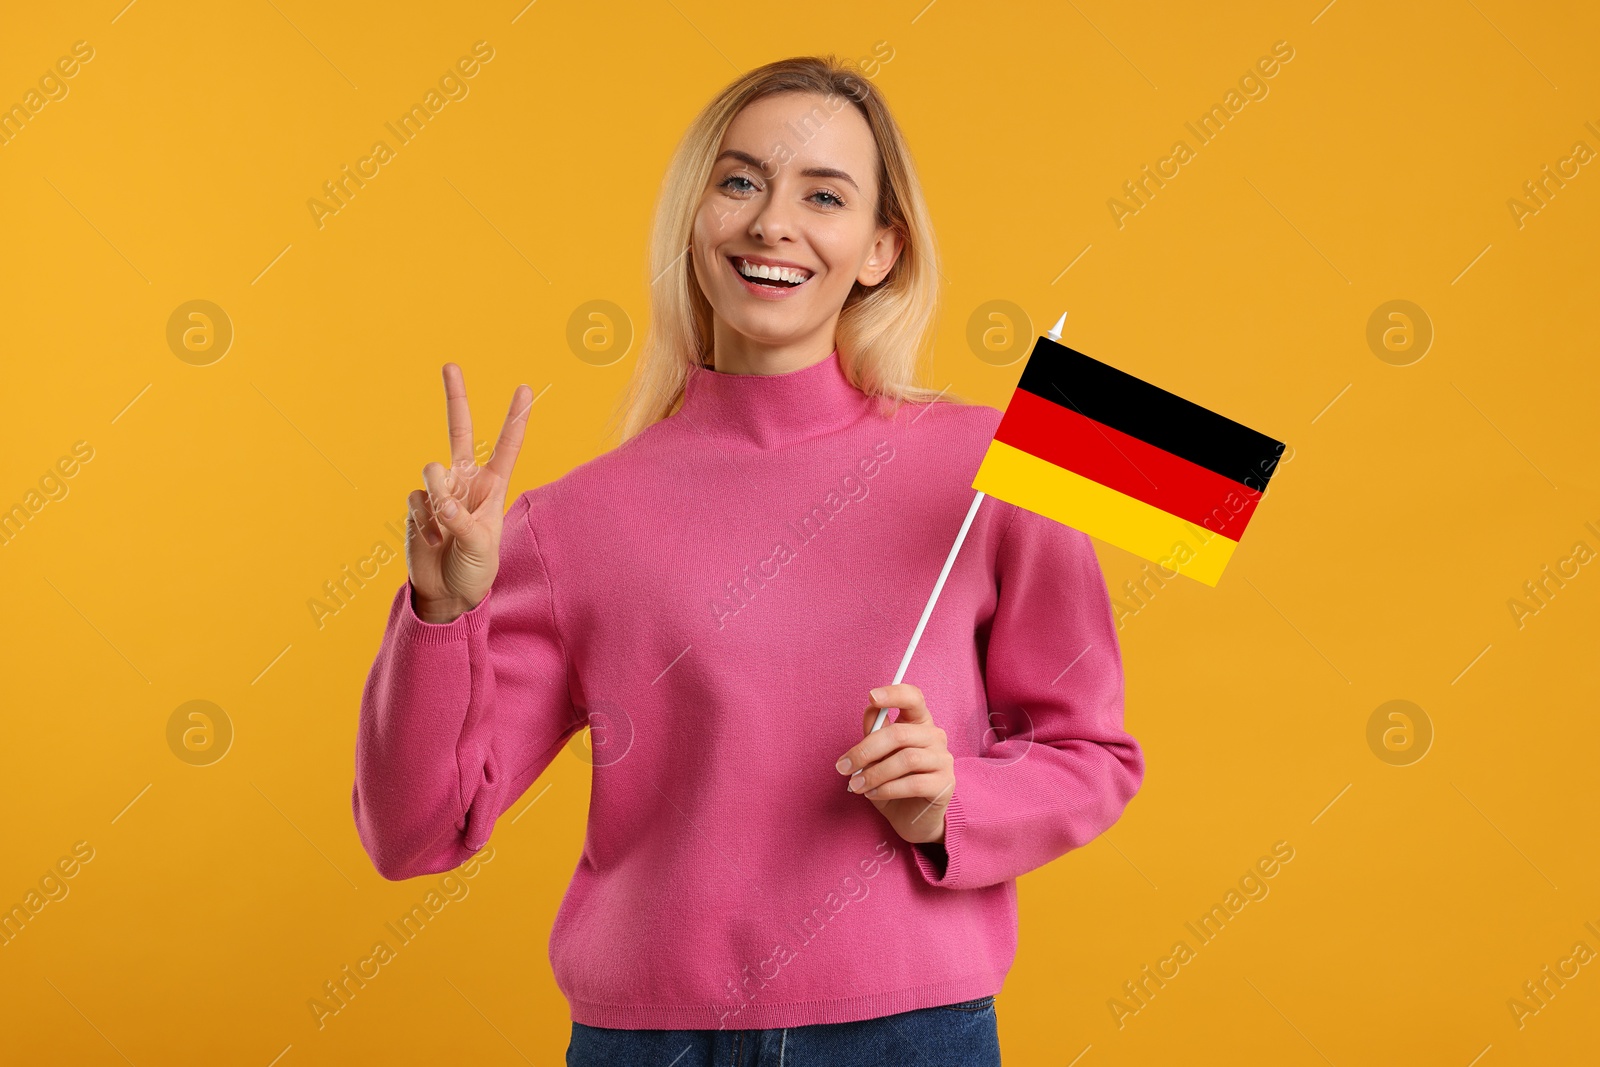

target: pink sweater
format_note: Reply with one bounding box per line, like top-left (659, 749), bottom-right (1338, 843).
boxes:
top-left (352, 348), bottom-right (1144, 1029)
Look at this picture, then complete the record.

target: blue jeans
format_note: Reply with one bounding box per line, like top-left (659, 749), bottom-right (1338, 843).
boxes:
top-left (566, 995), bottom-right (1001, 1066)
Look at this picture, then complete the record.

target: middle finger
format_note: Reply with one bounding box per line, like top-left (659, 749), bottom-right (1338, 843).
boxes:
top-left (848, 743), bottom-right (938, 793)
top-left (846, 719), bottom-right (936, 772)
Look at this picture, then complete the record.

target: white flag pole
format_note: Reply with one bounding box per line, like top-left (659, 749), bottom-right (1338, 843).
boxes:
top-left (870, 488), bottom-right (985, 733)
top-left (869, 311), bottom-right (1068, 734)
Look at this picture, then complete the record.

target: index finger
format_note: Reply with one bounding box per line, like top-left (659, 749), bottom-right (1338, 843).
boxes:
top-left (442, 363), bottom-right (475, 467)
top-left (483, 382), bottom-right (534, 484)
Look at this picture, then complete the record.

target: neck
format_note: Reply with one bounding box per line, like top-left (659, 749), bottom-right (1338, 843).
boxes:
top-left (708, 319), bottom-right (842, 376)
top-left (674, 346), bottom-right (879, 451)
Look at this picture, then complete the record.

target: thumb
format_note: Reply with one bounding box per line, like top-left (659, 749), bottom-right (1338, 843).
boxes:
top-left (864, 686), bottom-right (914, 734)
top-left (868, 683), bottom-right (927, 725)
top-left (863, 703), bottom-right (904, 737)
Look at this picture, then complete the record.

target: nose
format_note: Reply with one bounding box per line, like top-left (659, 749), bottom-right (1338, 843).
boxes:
top-left (748, 189), bottom-right (798, 243)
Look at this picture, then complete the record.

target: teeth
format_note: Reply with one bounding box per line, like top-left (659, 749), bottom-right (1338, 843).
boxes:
top-left (736, 258), bottom-right (811, 285)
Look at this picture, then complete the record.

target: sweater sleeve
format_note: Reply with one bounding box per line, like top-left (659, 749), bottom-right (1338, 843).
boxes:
top-left (352, 491), bottom-right (584, 881)
top-left (912, 502), bottom-right (1145, 890)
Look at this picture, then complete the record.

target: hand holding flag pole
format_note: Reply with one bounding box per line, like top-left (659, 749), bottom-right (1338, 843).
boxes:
top-left (870, 311), bottom-right (1286, 734)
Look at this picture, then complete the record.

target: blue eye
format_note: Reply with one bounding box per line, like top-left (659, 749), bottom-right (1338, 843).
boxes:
top-left (717, 174), bottom-right (845, 208)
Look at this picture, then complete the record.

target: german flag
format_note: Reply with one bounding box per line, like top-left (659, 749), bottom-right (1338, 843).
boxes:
top-left (972, 335), bottom-right (1286, 586)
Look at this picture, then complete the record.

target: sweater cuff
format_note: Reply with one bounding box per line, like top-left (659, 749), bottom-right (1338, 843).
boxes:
top-left (912, 787), bottom-right (967, 888)
top-left (396, 578), bottom-right (494, 646)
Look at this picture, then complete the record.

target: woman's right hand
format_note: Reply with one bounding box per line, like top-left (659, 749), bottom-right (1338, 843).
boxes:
top-left (406, 363), bottom-right (534, 623)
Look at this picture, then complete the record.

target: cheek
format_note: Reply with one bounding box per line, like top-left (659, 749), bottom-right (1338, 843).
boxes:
top-left (697, 198), bottom-right (746, 242)
top-left (690, 202), bottom-right (716, 244)
top-left (691, 206), bottom-right (713, 244)
top-left (809, 228), bottom-right (864, 281)
top-left (690, 213), bottom-right (724, 269)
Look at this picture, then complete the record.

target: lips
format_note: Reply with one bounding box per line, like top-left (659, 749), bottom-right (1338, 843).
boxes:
top-left (726, 255), bottom-right (814, 299)
top-left (728, 255), bottom-right (814, 286)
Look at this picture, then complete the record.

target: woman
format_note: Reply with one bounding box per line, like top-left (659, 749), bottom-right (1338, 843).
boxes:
top-left (352, 55), bottom-right (1144, 1066)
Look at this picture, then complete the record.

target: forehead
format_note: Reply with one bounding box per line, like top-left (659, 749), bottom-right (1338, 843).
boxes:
top-left (718, 92), bottom-right (878, 178)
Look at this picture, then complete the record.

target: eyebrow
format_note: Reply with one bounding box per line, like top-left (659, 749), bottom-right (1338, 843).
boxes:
top-left (714, 149), bottom-right (860, 193)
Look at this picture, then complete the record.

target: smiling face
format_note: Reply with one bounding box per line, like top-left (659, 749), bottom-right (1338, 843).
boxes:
top-left (690, 91), bottom-right (903, 374)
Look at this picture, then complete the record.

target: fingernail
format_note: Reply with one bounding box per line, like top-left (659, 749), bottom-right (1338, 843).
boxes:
top-left (440, 497), bottom-right (459, 518)
top-left (869, 688), bottom-right (886, 704)
top-left (835, 756), bottom-right (852, 774)
top-left (849, 772), bottom-right (865, 792)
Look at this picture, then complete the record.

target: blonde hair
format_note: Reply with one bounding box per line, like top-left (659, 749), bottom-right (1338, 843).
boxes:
top-left (605, 54), bottom-right (957, 447)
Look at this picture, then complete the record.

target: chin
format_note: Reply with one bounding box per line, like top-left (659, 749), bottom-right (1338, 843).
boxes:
top-left (724, 320), bottom-right (808, 346)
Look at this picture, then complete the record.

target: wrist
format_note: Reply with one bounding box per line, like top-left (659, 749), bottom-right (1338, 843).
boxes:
top-left (412, 588), bottom-right (478, 624)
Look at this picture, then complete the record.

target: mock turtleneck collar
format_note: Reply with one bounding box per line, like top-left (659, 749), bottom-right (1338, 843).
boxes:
top-left (673, 348), bottom-right (878, 450)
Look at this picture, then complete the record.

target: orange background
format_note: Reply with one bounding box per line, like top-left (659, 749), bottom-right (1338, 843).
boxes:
top-left (2, 1), bottom-right (1597, 1063)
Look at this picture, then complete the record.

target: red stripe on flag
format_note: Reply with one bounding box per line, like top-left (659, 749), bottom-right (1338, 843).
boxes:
top-left (994, 388), bottom-right (1264, 540)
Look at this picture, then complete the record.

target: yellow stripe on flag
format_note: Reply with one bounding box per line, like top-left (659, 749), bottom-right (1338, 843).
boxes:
top-left (973, 438), bottom-right (1239, 586)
